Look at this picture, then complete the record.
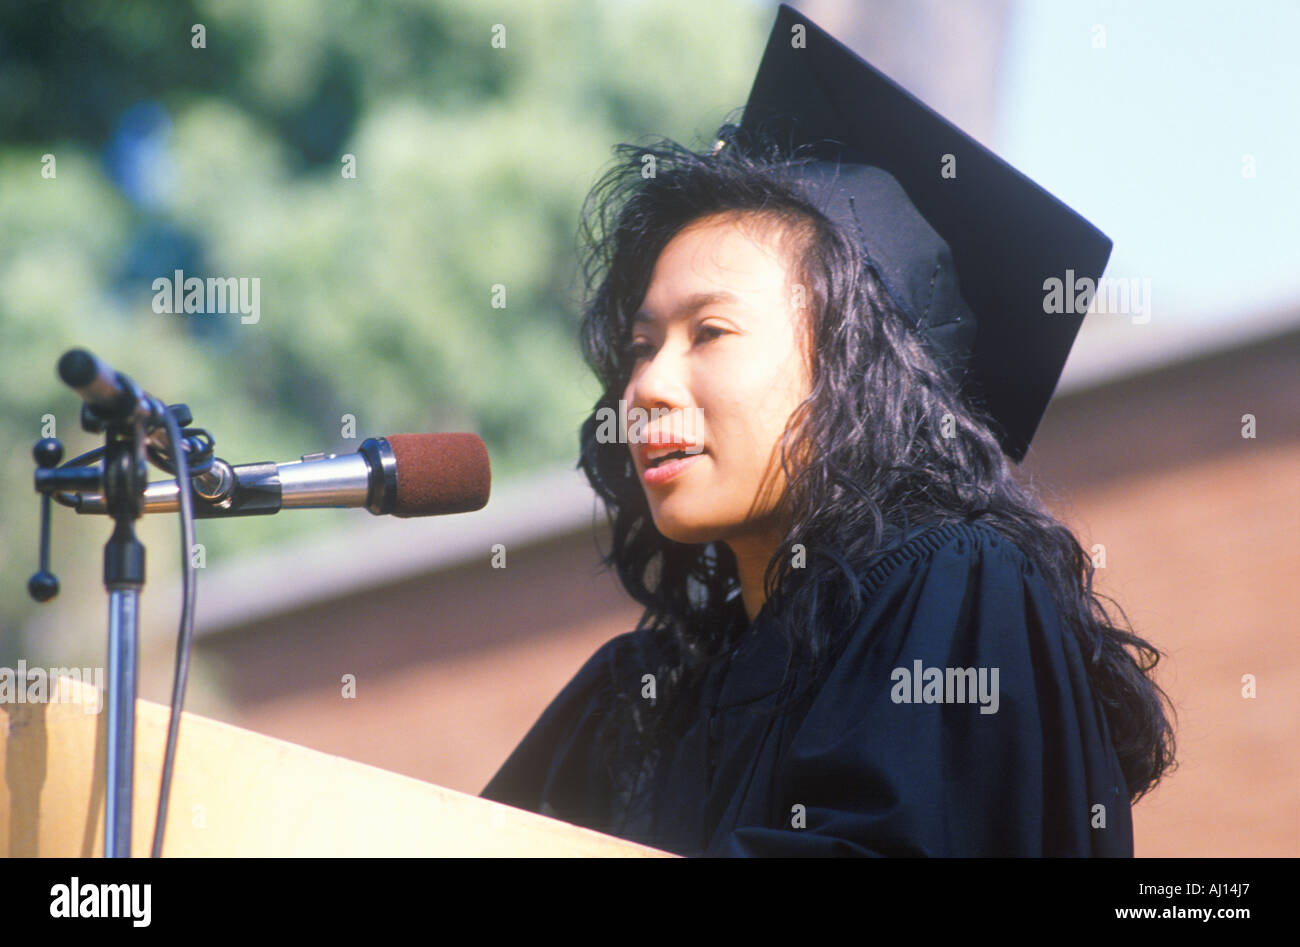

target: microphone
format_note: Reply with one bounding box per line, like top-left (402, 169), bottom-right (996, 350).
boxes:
top-left (58, 348), bottom-right (169, 428)
top-left (73, 434), bottom-right (491, 519)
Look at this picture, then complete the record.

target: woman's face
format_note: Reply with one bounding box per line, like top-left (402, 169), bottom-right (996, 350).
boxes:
top-left (622, 211), bottom-right (812, 548)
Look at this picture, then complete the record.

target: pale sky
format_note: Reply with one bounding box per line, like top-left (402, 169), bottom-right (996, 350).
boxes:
top-left (998, 0), bottom-right (1300, 326)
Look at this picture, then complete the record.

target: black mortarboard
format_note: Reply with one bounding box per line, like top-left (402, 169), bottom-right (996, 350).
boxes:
top-left (721, 3), bottom-right (1112, 463)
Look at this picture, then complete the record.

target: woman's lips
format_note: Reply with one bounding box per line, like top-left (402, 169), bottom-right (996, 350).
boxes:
top-left (642, 451), bottom-right (704, 486)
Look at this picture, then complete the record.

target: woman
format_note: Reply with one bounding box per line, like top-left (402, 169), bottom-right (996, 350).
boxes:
top-left (481, 7), bottom-right (1176, 857)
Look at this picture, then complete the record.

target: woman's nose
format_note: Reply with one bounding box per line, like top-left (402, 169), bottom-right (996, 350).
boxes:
top-left (627, 341), bottom-right (691, 414)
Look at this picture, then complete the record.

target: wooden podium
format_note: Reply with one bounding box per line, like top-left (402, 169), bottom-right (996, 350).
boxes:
top-left (0, 676), bottom-right (672, 857)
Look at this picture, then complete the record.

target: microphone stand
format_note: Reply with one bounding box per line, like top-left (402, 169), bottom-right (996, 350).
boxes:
top-left (31, 410), bottom-right (148, 856)
top-left (31, 354), bottom-right (199, 858)
top-left (100, 420), bottom-right (149, 858)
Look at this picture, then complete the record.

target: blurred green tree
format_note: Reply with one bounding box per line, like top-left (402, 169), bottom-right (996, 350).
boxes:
top-left (0, 0), bottom-right (766, 661)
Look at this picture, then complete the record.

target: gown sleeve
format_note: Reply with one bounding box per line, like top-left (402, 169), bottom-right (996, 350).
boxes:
top-left (478, 632), bottom-right (631, 833)
top-left (717, 524), bottom-right (1134, 857)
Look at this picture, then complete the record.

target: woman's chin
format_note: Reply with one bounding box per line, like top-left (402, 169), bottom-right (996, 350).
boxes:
top-left (647, 507), bottom-right (720, 546)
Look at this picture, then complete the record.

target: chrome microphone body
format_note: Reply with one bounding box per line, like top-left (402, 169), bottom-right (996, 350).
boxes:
top-left (73, 434), bottom-right (489, 519)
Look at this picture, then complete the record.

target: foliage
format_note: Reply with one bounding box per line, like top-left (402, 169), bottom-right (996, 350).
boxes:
top-left (0, 0), bottom-right (766, 657)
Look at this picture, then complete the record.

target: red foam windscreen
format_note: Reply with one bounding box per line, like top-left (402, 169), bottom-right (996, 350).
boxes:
top-left (385, 434), bottom-right (491, 518)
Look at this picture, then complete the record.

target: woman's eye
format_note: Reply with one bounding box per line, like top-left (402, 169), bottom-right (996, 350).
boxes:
top-left (623, 326), bottom-right (724, 361)
top-left (624, 340), bottom-right (655, 361)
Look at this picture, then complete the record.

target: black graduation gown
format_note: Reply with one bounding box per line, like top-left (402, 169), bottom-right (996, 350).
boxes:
top-left (480, 520), bottom-right (1134, 856)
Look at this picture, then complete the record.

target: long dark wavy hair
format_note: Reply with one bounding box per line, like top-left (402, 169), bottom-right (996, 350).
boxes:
top-left (575, 133), bottom-right (1177, 804)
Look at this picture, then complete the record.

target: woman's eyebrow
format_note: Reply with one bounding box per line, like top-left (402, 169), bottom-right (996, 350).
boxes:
top-left (632, 291), bottom-right (739, 327)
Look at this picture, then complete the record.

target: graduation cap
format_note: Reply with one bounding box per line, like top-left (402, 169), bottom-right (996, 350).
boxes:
top-left (717, 3), bottom-right (1112, 463)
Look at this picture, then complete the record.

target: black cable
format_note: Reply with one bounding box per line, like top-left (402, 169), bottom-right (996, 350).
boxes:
top-left (64, 446), bottom-right (105, 467)
top-left (150, 406), bottom-right (198, 858)
top-left (148, 427), bottom-right (215, 476)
